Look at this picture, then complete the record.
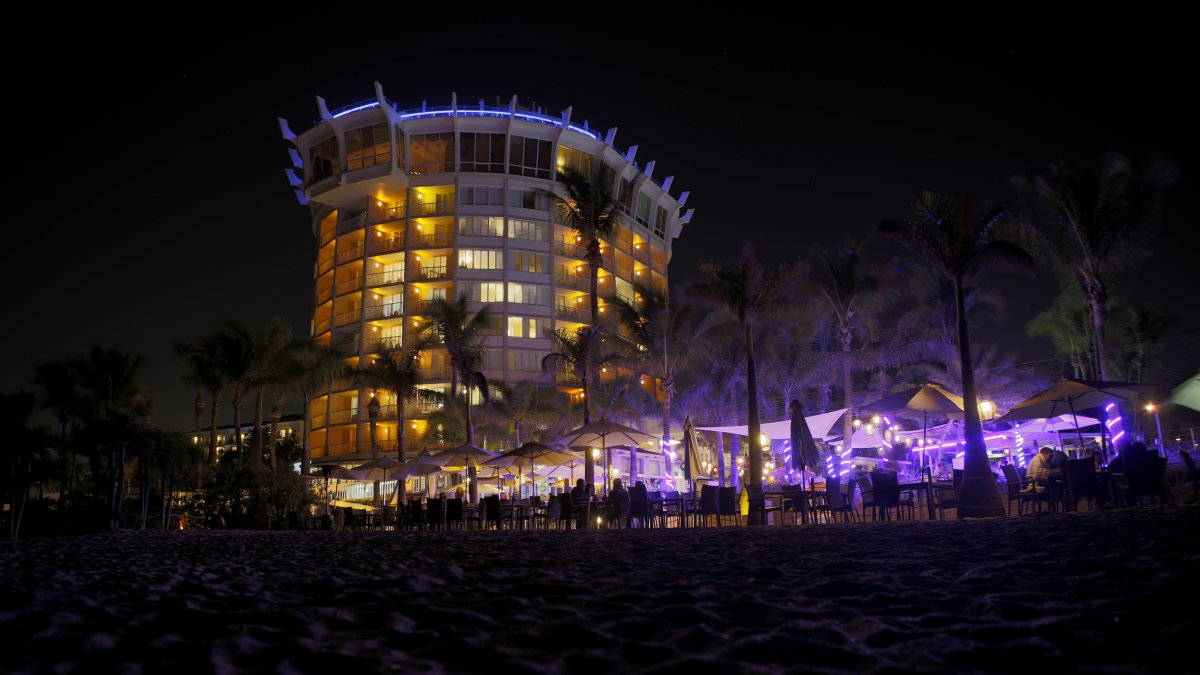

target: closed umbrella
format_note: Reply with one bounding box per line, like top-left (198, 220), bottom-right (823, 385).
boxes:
top-left (682, 416), bottom-right (703, 493)
top-left (788, 399), bottom-right (821, 472)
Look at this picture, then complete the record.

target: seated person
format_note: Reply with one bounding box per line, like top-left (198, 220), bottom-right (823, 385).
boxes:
top-left (1048, 448), bottom-right (1070, 470)
top-left (607, 478), bottom-right (631, 525)
top-left (1024, 446), bottom-right (1055, 490)
top-left (1107, 441), bottom-right (1154, 473)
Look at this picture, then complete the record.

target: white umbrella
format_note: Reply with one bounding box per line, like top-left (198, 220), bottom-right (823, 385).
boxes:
top-left (557, 419), bottom-right (657, 495)
top-left (483, 442), bottom-right (581, 497)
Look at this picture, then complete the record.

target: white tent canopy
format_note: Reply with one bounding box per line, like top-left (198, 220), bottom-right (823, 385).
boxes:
top-left (697, 408), bottom-right (848, 441)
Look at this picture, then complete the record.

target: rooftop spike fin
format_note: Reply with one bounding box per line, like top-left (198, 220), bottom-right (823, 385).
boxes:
top-left (662, 176), bottom-right (674, 192)
top-left (373, 81), bottom-right (386, 107)
top-left (509, 95), bottom-right (517, 116)
top-left (287, 148), bottom-right (303, 169)
top-left (678, 191), bottom-right (690, 207)
top-left (277, 117), bottom-right (296, 140)
top-left (644, 160), bottom-right (655, 180)
top-left (451, 92), bottom-right (457, 115)
top-left (561, 106), bottom-right (573, 127)
top-left (604, 128), bottom-right (618, 146)
top-left (285, 168), bottom-right (303, 187)
top-left (624, 145), bottom-right (638, 162)
top-left (316, 96), bottom-right (333, 123)
top-left (679, 208), bottom-right (694, 224)
top-left (293, 188), bottom-right (309, 206)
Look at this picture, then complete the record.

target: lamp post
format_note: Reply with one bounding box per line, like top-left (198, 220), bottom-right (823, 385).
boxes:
top-left (1145, 403), bottom-right (1165, 456)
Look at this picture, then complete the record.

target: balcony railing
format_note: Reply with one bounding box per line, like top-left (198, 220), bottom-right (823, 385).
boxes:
top-left (378, 202), bottom-right (407, 222)
top-left (314, 316), bottom-right (331, 335)
top-left (337, 242), bottom-right (366, 264)
top-left (554, 241), bottom-right (588, 259)
top-left (316, 285), bottom-right (333, 305)
top-left (310, 413), bottom-right (327, 428)
top-left (554, 274), bottom-right (588, 290)
top-left (318, 254), bottom-right (335, 276)
top-left (362, 336), bottom-right (402, 353)
top-left (555, 370), bottom-right (581, 386)
top-left (415, 232), bottom-right (453, 248)
top-left (409, 299), bottom-right (438, 314)
top-left (414, 265), bottom-right (448, 281)
top-left (333, 333), bottom-right (360, 355)
top-left (334, 309), bottom-right (362, 327)
top-left (365, 271), bottom-right (404, 288)
top-left (338, 214), bottom-right (366, 234)
top-left (335, 276), bottom-right (363, 295)
top-left (417, 366), bottom-right (452, 382)
top-left (554, 305), bottom-right (589, 323)
top-left (413, 201), bottom-right (452, 217)
top-left (328, 408), bottom-right (358, 425)
top-left (365, 303), bottom-right (405, 321)
top-left (368, 232), bottom-right (405, 256)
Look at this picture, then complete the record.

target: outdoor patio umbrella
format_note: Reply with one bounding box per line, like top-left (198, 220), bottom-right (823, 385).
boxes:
top-left (861, 383), bottom-right (965, 471)
top-left (1170, 371), bottom-right (1200, 412)
top-left (350, 455), bottom-right (404, 507)
top-left (682, 416), bottom-right (703, 493)
top-left (789, 399), bottom-right (821, 472)
top-left (483, 442), bottom-right (580, 497)
top-left (556, 419), bottom-right (658, 495)
top-left (392, 449), bottom-right (448, 478)
top-left (995, 378), bottom-right (1163, 451)
top-left (306, 466), bottom-right (361, 515)
top-left (432, 443), bottom-right (495, 503)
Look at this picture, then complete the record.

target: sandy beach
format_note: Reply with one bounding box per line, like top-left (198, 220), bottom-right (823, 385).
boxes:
top-left (2, 502), bottom-right (1198, 674)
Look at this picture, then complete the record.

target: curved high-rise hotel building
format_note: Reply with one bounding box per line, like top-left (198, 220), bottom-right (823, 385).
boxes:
top-left (280, 87), bottom-right (693, 468)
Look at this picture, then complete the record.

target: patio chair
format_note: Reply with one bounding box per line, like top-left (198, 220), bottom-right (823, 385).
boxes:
top-left (425, 498), bottom-right (444, 530)
top-left (742, 483), bottom-right (784, 526)
top-left (1061, 459), bottom-right (1101, 512)
top-left (558, 492), bottom-right (574, 529)
top-left (628, 484), bottom-right (653, 528)
top-left (445, 498), bottom-right (464, 529)
top-left (1178, 450), bottom-right (1199, 494)
top-left (931, 485), bottom-right (958, 520)
top-left (780, 484), bottom-right (813, 525)
top-left (870, 471), bottom-right (914, 521)
top-left (1001, 464), bottom-right (1049, 516)
top-left (406, 500), bottom-right (425, 530)
top-left (854, 476), bottom-right (876, 521)
top-left (698, 484), bottom-right (720, 527)
top-left (717, 486), bottom-right (738, 526)
top-left (1126, 457), bottom-right (1172, 505)
top-left (812, 476), bottom-right (856, 523)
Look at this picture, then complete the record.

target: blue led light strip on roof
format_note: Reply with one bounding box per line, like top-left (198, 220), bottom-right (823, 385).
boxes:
top-left (331, 102), bottom-right (599, 140)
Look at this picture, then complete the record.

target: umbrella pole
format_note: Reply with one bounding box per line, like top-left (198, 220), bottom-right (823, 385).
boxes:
top-left (1068, 398), bottom-right (1087, 451)
top-left (922, 411), bottom-right (928, 475)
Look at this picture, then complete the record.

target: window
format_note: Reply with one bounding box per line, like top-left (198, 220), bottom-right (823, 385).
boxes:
top-left (510, 251), bottom-right (547, 274)
top-left (418, 255), bottom-right (448, 279)
top-left (508, 136), bottom-right (553, 178)
top-left (462, 282), bottom-right (505, 303)
top-left (345, 122), bottom-right (390, 170)
top-left (508, 218), bottom-right (547, 241)
top-left (507, 350), bottom-right (546, 372)
top-left (636, 192), bottom-right (651, 226)
top-left (556, 145), bottom-right (593, 177)
top-left (654, 206), bottom-right (668, 239)
top-left (507, 282), bottom-right (549, 305)
top-left (459, 132), bottom-right (506, 172)
top-left (458, 216), bottom-right (504, 237)
top-left (408, 132), bottom-right (455, 174)
top-left (617, 178), bottom-right (633, 215)
top-left (308, 136), bottom-right (340, 184)
top-left (459, 249), bottom-right (503, 270)
top-left (507, 317), bottom-right (541, 338)
top-left (459, 185), bottom-right (504, 206)
top-left (508, 189), bottom-right (550, 211)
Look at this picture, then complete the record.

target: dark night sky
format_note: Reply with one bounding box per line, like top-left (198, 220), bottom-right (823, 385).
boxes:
top-left (6, 10), bottom-right (1198, 431)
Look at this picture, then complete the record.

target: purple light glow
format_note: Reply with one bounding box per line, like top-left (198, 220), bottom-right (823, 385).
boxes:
top-left (1112, 430), bottom-right (1126, 443)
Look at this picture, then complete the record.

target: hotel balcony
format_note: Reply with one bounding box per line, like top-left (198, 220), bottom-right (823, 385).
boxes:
top-left (334, 308), bottom-right (362, 327)
top-left (338, 214), bottom-right (367, 235)
top-left (415, 232), bottom-right (454, 248)
top-left (413, 265), bottom-right (449, 281)
top-left (555, 370), bottom-right (581, 386)
top-left (337, 242), bottom-right (366, 264)
top-left (413, 201), bottom-right (453, 217)
top-left (335, 276), bottom-right (363, 295)
top-left (554, 305), bottom-right (590, 323)
top-left (368, 233), bottom-right (405, 256)
top-left (417, 365), bottom-right (452, 382)
top-left (365, 271), bottom-right (404, 289)
top-left (554, 241), bottom-right (588, 259)
top-left (364, 302), bottom-right (405, 321)
top-left (554, 273), bottom-right (589, 291)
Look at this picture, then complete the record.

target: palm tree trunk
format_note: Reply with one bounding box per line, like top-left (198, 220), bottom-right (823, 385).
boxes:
top-left (842, 340), bottom-right (854, 460)
top-left (369, 412), bottom-right (380, 509)
top-left (588, 243), bottom-right (601, 324)
top-left (398, 398), bottom-right (409, 505)
top-left (464, 383), bottom-right (479, 504)
top-left (727, 386), bottom-right (739, 490)
top-left (231, 389), bottom-right (243, 460)
top-left (746, 323), bottom-right (763, 490)
top-left (252, 392), bottom-right (264, 465)
top-left (209, 395), bottom-right (220, 466)
top-left (716, 431), bottom-right (726, 488)
top-left (583, 369), bottom-right (594, 489)
top-left (1089, 293), bottom-right (1112, 381)
top-left (300, 396), bottom-right (312, 476)
top-left (954, 275), bottom-right (1004, 518)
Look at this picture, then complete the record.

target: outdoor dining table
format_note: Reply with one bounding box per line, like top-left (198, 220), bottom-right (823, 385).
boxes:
top-left (651, 494), bottom-right (700, 527)
top-left (898, 478), bottom-right (950, 520)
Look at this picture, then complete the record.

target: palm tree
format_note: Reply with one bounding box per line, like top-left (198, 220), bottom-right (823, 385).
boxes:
top-left (246, 318), bottom-right (293, 466)
top-left (32, 360), bottom-right (82, 504)
top-left (547, 166), bottom-right (620, 324)
top-left (542, 325), bottom-right (608, 486)
top-left (209, 320), bottom-right (257, 462)
top-left (689, 242), bottom-right (803, 491)
top-left (1019, 154), bottom-right (1176, 380)
top-left (421, 294), bottom-right (494, 448)
top-left (353, 338), bottom-right (434, 504)
top-left (612, 284), bottom-right (717, 484)
top-left (805, 240), bottom-right (897, 449)
top-left (176, 334), bottom-right (226, 466)
top-left (274, 338), bottom-right (346, 476)
top-left (881, 192), bottom-right (1033, 519)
